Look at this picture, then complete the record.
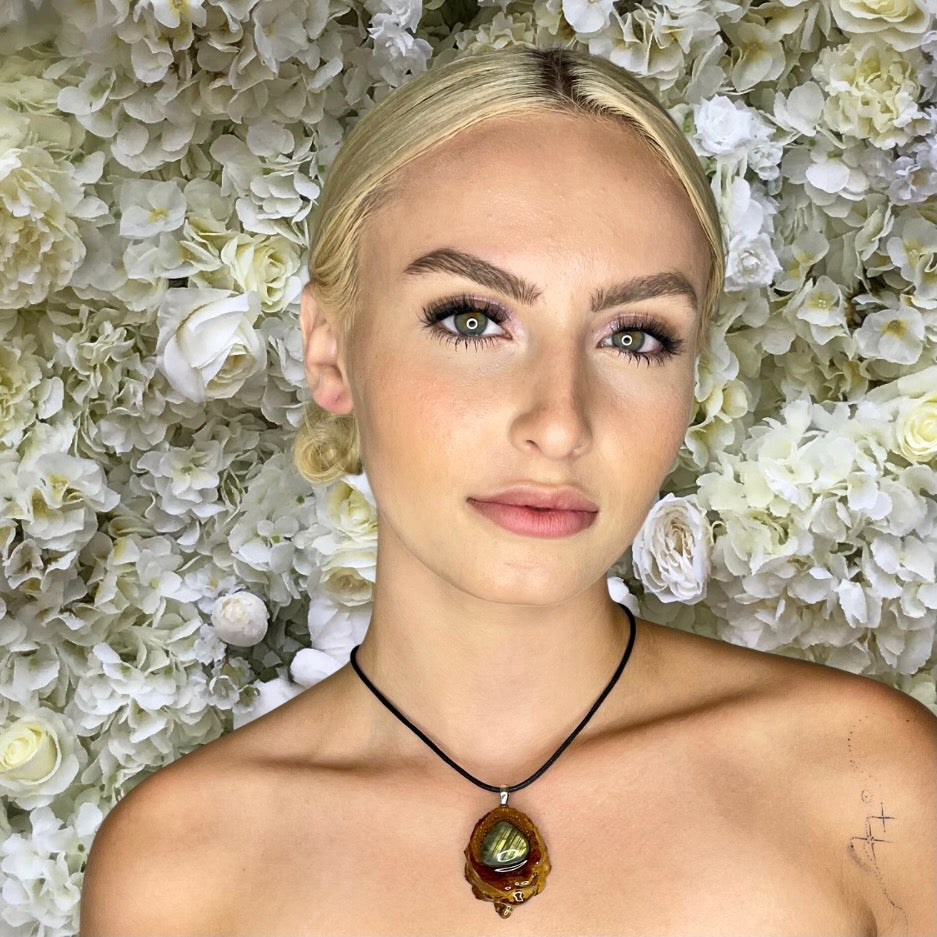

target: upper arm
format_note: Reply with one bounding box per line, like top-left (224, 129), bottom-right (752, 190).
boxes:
top-left (79, 762), bottom-right (229, 937)
top-left (834, 679), bottom-right (937, 937)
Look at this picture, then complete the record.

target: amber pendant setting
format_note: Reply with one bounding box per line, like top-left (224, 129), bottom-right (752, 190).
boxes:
top-left (464, 792), bottom-right (551, 918)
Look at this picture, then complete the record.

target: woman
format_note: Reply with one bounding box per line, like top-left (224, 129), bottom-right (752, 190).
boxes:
top-left (80, 45), bottom-right (935, 935)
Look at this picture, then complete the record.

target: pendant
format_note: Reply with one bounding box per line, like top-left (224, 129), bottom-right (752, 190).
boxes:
top-left (463, 789), bottom-right (551, 918)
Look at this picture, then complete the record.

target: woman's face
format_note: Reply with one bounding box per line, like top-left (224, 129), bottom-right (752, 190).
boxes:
top-left (329, 110), bottom-right (711, 605)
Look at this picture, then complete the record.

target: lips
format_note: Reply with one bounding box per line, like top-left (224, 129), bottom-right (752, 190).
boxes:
top-left (469, 484), bottom-right (598, 512)
top-left (466, 484), bottom-right (599, 539)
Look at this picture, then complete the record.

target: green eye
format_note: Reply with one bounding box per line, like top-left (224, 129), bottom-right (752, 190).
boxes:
top-left (612, 330), bottom-right (647, 351)
top-left (454, 312), bottom-right (489, 336)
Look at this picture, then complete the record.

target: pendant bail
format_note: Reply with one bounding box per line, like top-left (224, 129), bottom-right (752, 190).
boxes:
top-left (499, 787), bottom-right (509, 806)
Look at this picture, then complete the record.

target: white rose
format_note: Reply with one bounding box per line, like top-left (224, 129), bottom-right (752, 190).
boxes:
top-left (0, 710), bottom-right (81, 808)
top-left (0, 718), bottom-right (60, 784)
top-left (866, 365), bottom-right (937, 461)
top-left (316, 473), bottom-right (379, 543)
top-left (217, 233), bottom-right (302, 314)
top-left (156, 287), bottom-right (266, 402)
top-left (896, 391), bottom-right (937, 463)
top-left (211, 591), bottom-right (269, 647)
top-left (693, 96), bottom-right (755, 159)
top-left (319, 545), bottom-right (377, 605)
top-left (632, 494), bottom-right (713, 604)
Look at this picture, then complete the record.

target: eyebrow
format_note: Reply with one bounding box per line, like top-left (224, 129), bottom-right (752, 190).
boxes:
top-left (403, 247), bottom-right (698, 314)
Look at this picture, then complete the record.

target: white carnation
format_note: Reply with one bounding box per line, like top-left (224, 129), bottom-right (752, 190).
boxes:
top-left (0, 143), bottom-right (86, 308)
top-left (812, 38), bottom-right (927, 149)
top-left (829, 0), bottom-right (933, 52)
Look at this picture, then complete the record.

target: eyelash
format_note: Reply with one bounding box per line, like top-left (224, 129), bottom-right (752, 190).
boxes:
top-left (419, 294), bottom-right (684, 366)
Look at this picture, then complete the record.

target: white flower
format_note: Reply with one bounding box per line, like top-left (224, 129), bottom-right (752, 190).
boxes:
top-left (693, 95), bottom-right (755, 159)
top-left (315, 473), bottom-right (378, 544)
top-left (290, 647), bottom-right (343, 687)
top-left (156, 287), bottom-right (266, 402)
top-left (867, 365), bottom-right (937, 462)
top-left (896, 391), bottom-right (937, 463)
top-left (632, 494), bottom-right (713, 604)
top-left (790, 276), bottom-right (848, 346)
top-left (605, 575), bottom-right (640, 618)
top-left (772, 81), bottom-right (825, 137)
top-left (211, 591), bottom-right (269, 647)
top-left (854, 298), bottom-right (925, 364)
top-left (562, 0), bottom-right (615, 35)
top-left (726, 231), bottom-right (782, 290)
top-left (0, 801), bottom-right (102, 932)
top-left (885, 212), bottom-right (937, 308)
top-left (0, 711), bottom-right (82, 809)
top-left (723, 19), bottom-right (786, 91)
top-left (812, 38), bottom-right (927, 149)
top-left (319, 544), bottom-right (377, 604)
top-left (829, 0), bottom-right (933, 52)
top-left (304, 593), bottom-right (371, 662)
top-left (232, 675), bottom-right (304, 729)
top-left (214, 233), bottom-right (302, 313)
top-left (0, 143), bottom-right (86, 308)
top-left (0, 718), bottom-right (59, 784)
top-left (368, 16), bottom-right (433, 86)
top-left (118, 179), bottom-right (187, 239)
top-left (0, 339), bottom-right (43, 448)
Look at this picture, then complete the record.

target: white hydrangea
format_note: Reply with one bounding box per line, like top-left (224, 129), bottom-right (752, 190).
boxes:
top-left (885, 211), bottom-right (937, 307)
top-left (562, 0), bottom-right (615, 35)
top-left (0, 801), bottom-right (102, 934)
top-left (854, 294), bottom-right (926, 365)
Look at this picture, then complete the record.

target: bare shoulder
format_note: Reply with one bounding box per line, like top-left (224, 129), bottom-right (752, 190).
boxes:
top-left (79, 731), bottom-right (269, 936)
top-left (80, 676), bottom-right (352, 936)
top-left (642, 620), bottom-right (936, 936)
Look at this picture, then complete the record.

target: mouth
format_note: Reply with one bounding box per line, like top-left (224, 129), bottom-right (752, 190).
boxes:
top-left (467, 498), bottom-right (597, 539)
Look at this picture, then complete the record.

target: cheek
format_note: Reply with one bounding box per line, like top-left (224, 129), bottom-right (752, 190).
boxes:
top-left (353, 357), bottom-right (485, 472)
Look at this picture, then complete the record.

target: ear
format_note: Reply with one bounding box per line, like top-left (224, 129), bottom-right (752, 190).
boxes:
top-left (299, 281), bottom-right (355, 415)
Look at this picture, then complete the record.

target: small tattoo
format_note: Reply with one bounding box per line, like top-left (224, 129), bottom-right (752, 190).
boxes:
top-left (848, 798), bottom-right (906, 925)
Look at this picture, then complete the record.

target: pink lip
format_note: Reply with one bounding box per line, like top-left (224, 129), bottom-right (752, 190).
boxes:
top-left (468, 499), bottom-right (597, 538)
top-left (471, 485), bottom-right (598, 512)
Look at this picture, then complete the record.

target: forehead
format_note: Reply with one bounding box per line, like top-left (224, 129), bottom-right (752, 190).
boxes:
top-left (360, 111), bottom-right (710, 300)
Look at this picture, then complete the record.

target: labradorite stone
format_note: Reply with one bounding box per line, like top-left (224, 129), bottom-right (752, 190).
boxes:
top-left (480, 820), bottom-right (529, 872)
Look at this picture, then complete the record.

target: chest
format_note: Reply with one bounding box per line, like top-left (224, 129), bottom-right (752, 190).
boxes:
top-left (218, 772), bottom-right (867, 936)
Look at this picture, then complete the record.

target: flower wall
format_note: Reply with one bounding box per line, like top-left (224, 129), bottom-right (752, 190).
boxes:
top-left (0, 0), bottom-right (935, 933)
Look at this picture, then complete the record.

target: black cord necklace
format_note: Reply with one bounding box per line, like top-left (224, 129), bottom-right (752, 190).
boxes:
top-left (348, 602), bottom-right (637, 918)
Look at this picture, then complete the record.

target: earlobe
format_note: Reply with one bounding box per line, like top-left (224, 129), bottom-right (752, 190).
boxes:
top-left (299, 281), bottom-right (355, 416)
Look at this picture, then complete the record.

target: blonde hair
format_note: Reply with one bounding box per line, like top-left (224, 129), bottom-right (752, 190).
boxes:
top-left (294, 44), bottom-right (726, 486)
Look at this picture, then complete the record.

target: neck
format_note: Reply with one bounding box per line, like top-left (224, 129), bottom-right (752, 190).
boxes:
top-left (352, 551), bottom-right (633, 787)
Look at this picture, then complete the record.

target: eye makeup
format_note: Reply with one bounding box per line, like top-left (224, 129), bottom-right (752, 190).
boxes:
top-left (419, 293), bottom-right (685, 366)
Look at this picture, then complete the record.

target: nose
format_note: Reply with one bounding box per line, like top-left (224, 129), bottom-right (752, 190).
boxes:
top-left (508, 340), bottom-right (593, 461)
